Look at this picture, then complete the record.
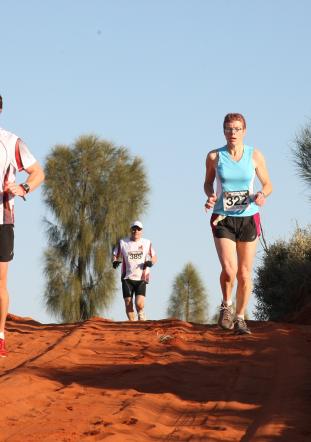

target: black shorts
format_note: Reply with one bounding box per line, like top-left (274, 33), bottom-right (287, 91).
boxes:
top-left (210, 213), bottom-right (260, 242)
top-left (0, 224), bottom-right (14, 262)
top-left (122, 279), bottom-right (147, 298)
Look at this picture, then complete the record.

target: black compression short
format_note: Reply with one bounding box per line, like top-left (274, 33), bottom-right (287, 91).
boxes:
top-left (0, 224), bottom-right (14, 262)
top-left (122, 279), bottom-right (147, 298)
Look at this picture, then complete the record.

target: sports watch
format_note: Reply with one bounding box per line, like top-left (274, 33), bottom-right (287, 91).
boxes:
top-left (20, 183), bottom-right (30, 194)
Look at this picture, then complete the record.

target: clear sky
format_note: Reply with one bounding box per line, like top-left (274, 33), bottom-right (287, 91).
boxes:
top-left (1, 0), bottom-right (310, 323)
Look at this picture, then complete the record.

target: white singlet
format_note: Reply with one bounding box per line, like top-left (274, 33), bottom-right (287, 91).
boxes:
top-left (0, 128), bottom-right (36, 224)
top-left (113, 237), bottom-right (156, 282)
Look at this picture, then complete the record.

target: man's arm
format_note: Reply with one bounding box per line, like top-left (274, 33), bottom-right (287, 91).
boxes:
top-left (112, 241), bottom-right (122, 268)
top-left (143, 243), bottom-right (157, 268)
top-left (7, 161), bottom-right (45, 198)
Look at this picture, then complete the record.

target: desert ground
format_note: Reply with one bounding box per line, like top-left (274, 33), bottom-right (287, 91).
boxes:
top-left (0, 314), bottom-right (311, 441)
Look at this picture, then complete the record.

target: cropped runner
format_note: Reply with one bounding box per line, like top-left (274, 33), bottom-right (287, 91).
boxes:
top-left (204, 113), bottom-right (272, 334)
top-left (112, 221), bottom-right (157, 321)
top-left (0, 94), bottom-right (44, 357)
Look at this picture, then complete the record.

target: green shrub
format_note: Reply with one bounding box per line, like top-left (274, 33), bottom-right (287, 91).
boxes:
top-left (254, 225), bottom-right (311, 321)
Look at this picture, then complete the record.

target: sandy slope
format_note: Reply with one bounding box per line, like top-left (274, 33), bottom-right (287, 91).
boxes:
top-left (0, 314), bottom-right (311, 442)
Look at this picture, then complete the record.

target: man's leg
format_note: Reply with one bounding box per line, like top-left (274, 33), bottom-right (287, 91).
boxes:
top-left (135, 281), bottom-right (146, 320)
top-left (0, 262), bottom-right (9, 356)
top-left (0, 262), bottom-right (9, 334)
top-left (236, 239), bottom-right (258, 317)
top-left (124, 297), bottom-right (135, 321)
top-left (122, 279), bottom-right (135, 321)
top-left (135, 295), bottom-right (145, 319)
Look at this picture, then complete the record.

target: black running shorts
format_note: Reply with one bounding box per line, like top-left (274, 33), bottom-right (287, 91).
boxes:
top-left (210, 213), bottom-right (260, 242)
top-left (122, 279), bottom-right (147, 298)
top-left (0, 224), bottom-right (14, 262)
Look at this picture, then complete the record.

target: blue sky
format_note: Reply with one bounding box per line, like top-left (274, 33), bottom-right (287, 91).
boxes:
top-left (1, 0), bottom-right (310, 323)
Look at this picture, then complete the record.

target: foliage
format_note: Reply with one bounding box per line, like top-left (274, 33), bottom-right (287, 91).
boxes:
top-left (43, 135), bottom-right (149, 322)
top-left (167, 262), bottom-right (209, 323)
top-left (292, 121), bottom-right (311, 200)
top-left (253, 225), bottom-right (311, 321)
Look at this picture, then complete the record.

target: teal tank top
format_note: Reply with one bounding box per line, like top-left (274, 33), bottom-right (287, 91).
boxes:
top-left (213, 145), bottom-right (259, 217)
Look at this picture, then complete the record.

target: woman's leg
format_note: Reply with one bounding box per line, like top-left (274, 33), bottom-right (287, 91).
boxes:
top-left (214, 237), bottom-right (238, 303)
top-left (236, 239), bottom-right (258, 316)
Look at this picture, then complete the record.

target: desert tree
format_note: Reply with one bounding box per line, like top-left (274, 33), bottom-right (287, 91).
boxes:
top-left (43, 134), bottom-right (149, 322)
top-left (167, 262), bottom-right (209, 323)
top-left (292, 121), bottom-right (311, 200)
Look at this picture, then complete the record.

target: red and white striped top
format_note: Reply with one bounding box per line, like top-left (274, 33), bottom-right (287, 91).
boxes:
top-left (0, 128), bottom-right (36, 224)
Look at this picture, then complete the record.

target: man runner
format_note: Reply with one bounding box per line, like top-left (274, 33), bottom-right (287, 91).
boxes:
top-left (0, 94), bottom-right (44, 357)
top-left (112, 221), bottom-right (157, 321)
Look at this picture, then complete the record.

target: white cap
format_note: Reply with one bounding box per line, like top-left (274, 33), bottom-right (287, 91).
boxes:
top-left (130, 220), bottom-right (143, 229)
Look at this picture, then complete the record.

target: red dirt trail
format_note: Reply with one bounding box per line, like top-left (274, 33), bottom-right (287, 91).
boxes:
top-left (0, 314), bottom-right (310, 441)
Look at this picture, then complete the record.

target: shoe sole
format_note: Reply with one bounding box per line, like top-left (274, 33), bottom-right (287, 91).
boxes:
top-left (234, 329), bottom-right (252, 335)
top-left (218, 322), bottom-right (234, 330)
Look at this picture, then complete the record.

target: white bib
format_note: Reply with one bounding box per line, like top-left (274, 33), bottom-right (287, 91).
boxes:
top-left (223, 190), bottom-right (250, 212)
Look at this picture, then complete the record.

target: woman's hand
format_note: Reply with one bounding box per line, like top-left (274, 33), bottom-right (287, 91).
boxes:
top-left (205, 193), bottom-right (217, 211)
top-left (254, 191), bottom-right (266, 207)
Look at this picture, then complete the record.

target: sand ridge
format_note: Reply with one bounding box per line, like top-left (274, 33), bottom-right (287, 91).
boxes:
top-left (0, 314), bottom-right (311, 441)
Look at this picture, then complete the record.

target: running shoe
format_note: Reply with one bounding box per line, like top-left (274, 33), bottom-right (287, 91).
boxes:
top-left (138, 311), bottom-right (146, 321)
top-left (218, 303), bottom-right (234, 330)
top-left (234, 317), bottom-right (251, 335)
top-left (0, 338), bottom-right (8, 357)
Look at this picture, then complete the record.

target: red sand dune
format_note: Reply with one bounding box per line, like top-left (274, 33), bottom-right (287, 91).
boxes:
top-left (1, 314), bottom-right (311, 442)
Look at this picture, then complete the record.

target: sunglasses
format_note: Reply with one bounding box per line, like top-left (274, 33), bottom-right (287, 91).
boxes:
top-left (131, 226), bottom-right (142, 231)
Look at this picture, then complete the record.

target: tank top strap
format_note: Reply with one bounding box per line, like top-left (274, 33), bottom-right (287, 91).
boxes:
top-left (243, 145), bottom-right (254, 161)
top-left (216, 145), bottom-right (228, 165)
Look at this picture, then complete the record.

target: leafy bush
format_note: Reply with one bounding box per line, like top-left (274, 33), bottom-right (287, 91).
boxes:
top-left (254, 225), bottom-right (311, 321)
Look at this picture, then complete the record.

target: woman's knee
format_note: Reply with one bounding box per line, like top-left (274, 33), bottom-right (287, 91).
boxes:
top-left (221, 266), bottom-right (237, 282)
top-left (237, 268), bottom-right (252, 284)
